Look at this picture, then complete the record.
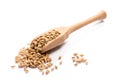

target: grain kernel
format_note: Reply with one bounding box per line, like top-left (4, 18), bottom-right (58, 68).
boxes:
top-left (74, 63), bottom-right (78, 67)
top-left (72, 59), bottom-right (76, 62)
top-left (85, 62), bottom-right (88, 65)
top-left (59, 61), bottom-right (62, 65)
top-left (80, 54), bottom-right (84, 57)
top-left (45, 65), bottom-right (49, 69)
top-left (73, 53), bottom-right (78, 56)
top-left (72, 57), bottom-right (75, 59)
top-left (45, 70), bottom-right (50, 75)
top-left (54, 65), bottom-right (58, 69)
top-left (42, 72), bottom-right (44, 75)
top-left (58, 56), bottom-right (62, 60)
top-left (24, 67), bottom-right (29, 73)
top-left (11, 65), bottom-right (15, 69)
top-left (76, 56), bottom-right (79, 59)
top-left (51, 68), bottom-right (54, 71)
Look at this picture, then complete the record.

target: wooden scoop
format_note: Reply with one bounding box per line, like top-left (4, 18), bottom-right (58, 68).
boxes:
top-left (31, 10), bottom-right (107, 53)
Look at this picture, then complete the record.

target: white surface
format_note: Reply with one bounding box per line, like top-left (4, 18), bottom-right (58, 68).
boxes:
top-left (0, 0), bottom-right (120, 80)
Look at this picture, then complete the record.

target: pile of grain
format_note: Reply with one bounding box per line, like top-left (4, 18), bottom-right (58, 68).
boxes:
top-left (72, 53), bottom-right (88, 66)
top-left (30, 29), bottom-right (60, 53)
top-left (15, 47), bottom-right (53, 74)
top-left (13, 29), bottom-right (61, 75)
top-left (12, 29), bottom-right (88, 75)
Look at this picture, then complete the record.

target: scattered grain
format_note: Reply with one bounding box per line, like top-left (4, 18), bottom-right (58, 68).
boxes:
top-left (76, 60), bottom-right (81, 64)
top-left (76, 56), bottom-right (79, 59)
top-left (11, 65), bottom-right (15, 69)
top-left (80, 54), bottom-right (84, 57)
top-left (45, 70), bottom-right (50, 75)
top-left (72, 53), bottom-right (88, 66)
top-left (58, 56), bottom-right (62, 60)
top-left (42, 72), bottom-right (44, 75)
top-left (24, 67), bottom-right (29, 73)
top-left (74, 63), bottom-right (78, 67)
top-left (72, 57), bottom-right (75, 59)
top-left (38, 65), bottom-right (44, 72)
top-left (45, 65), bottom-right (49, 69)
top-left (73, 53), bottom-right (78, 56)
top-left (51, 68), bottom-right (54, 71)
top-left (72, 57), bottom-right (76, 62)
top-left (54, 65), bottom-right (58, 70)
top-left (72, 59), bottom-right (75, 62)
top-left (59, 61), bottom-right (62, 65)
top-left (14, 45), bottom-right (55, 73)
top-left (85, 62), bottom-right (88, 65)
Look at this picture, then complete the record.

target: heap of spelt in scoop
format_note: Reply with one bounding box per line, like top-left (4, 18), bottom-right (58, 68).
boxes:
top-left (13, 29), bottom-right (88, 75)
top-left (15, 29), bottom-right (61, 74)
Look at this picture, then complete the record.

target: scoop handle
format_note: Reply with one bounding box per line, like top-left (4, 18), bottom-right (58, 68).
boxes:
top-left (68, 10), bottom-right (107, 34)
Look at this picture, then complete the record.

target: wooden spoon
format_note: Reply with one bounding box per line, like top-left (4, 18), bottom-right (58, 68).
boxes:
top-left (31, 10), bottom-right (107, 53)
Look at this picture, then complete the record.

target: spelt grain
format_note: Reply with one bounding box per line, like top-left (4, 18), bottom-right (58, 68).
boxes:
top-left (59, 61), bottom-right (62, 65)
top-left (74, 63), bottom-right (78, 66)
top-left (11, 65), bottom-right (15, 69)
top-left (51, 68), bottom-right (54, 71)
top-left (80, 54), bottom-right (84, 57)
top-left (45, 69), bottom-right (50, 75)
top-left (42, 72), bottom-right (44, 75)
top-left (54, 65), bottom-right (58, 70)
top-left (58, 56), bottom-right (62, 60)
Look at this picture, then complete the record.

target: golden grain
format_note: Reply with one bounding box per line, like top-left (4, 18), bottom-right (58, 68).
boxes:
top-left (14, 29), bottom-right (61, 74)
top-left (74, 63), bottom-right (78, 66)
top-left (54, 65), bottom-right (58, 70)
top-left (45, 69), bottom-right (50, 75)
top-left (42, 72), bottom-right (44, 75)
top-left (59, 61), bottom-right (62, 65)
top-left (80, 54), bottom-right (84, 57)
top-left (85, 62), bottom-right (88, 65)
top-left (58, 56), bottom-right (62, 60)
top-left (11, 65), bottom-right (15, 69)
top-left (30, 29), bottom-right (60, 52)
top-left (73, 53), bottom-right (78, 56)
top-left (24, 67), bottom-right (29, 73)
top-left (51, 68), bottom-right (54, 71)
top-left (72, 53), bottom-right (88, 66)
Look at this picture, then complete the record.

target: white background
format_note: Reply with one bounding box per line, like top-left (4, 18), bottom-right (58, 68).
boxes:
top-left (0, 0), bottom-right (120, 80)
